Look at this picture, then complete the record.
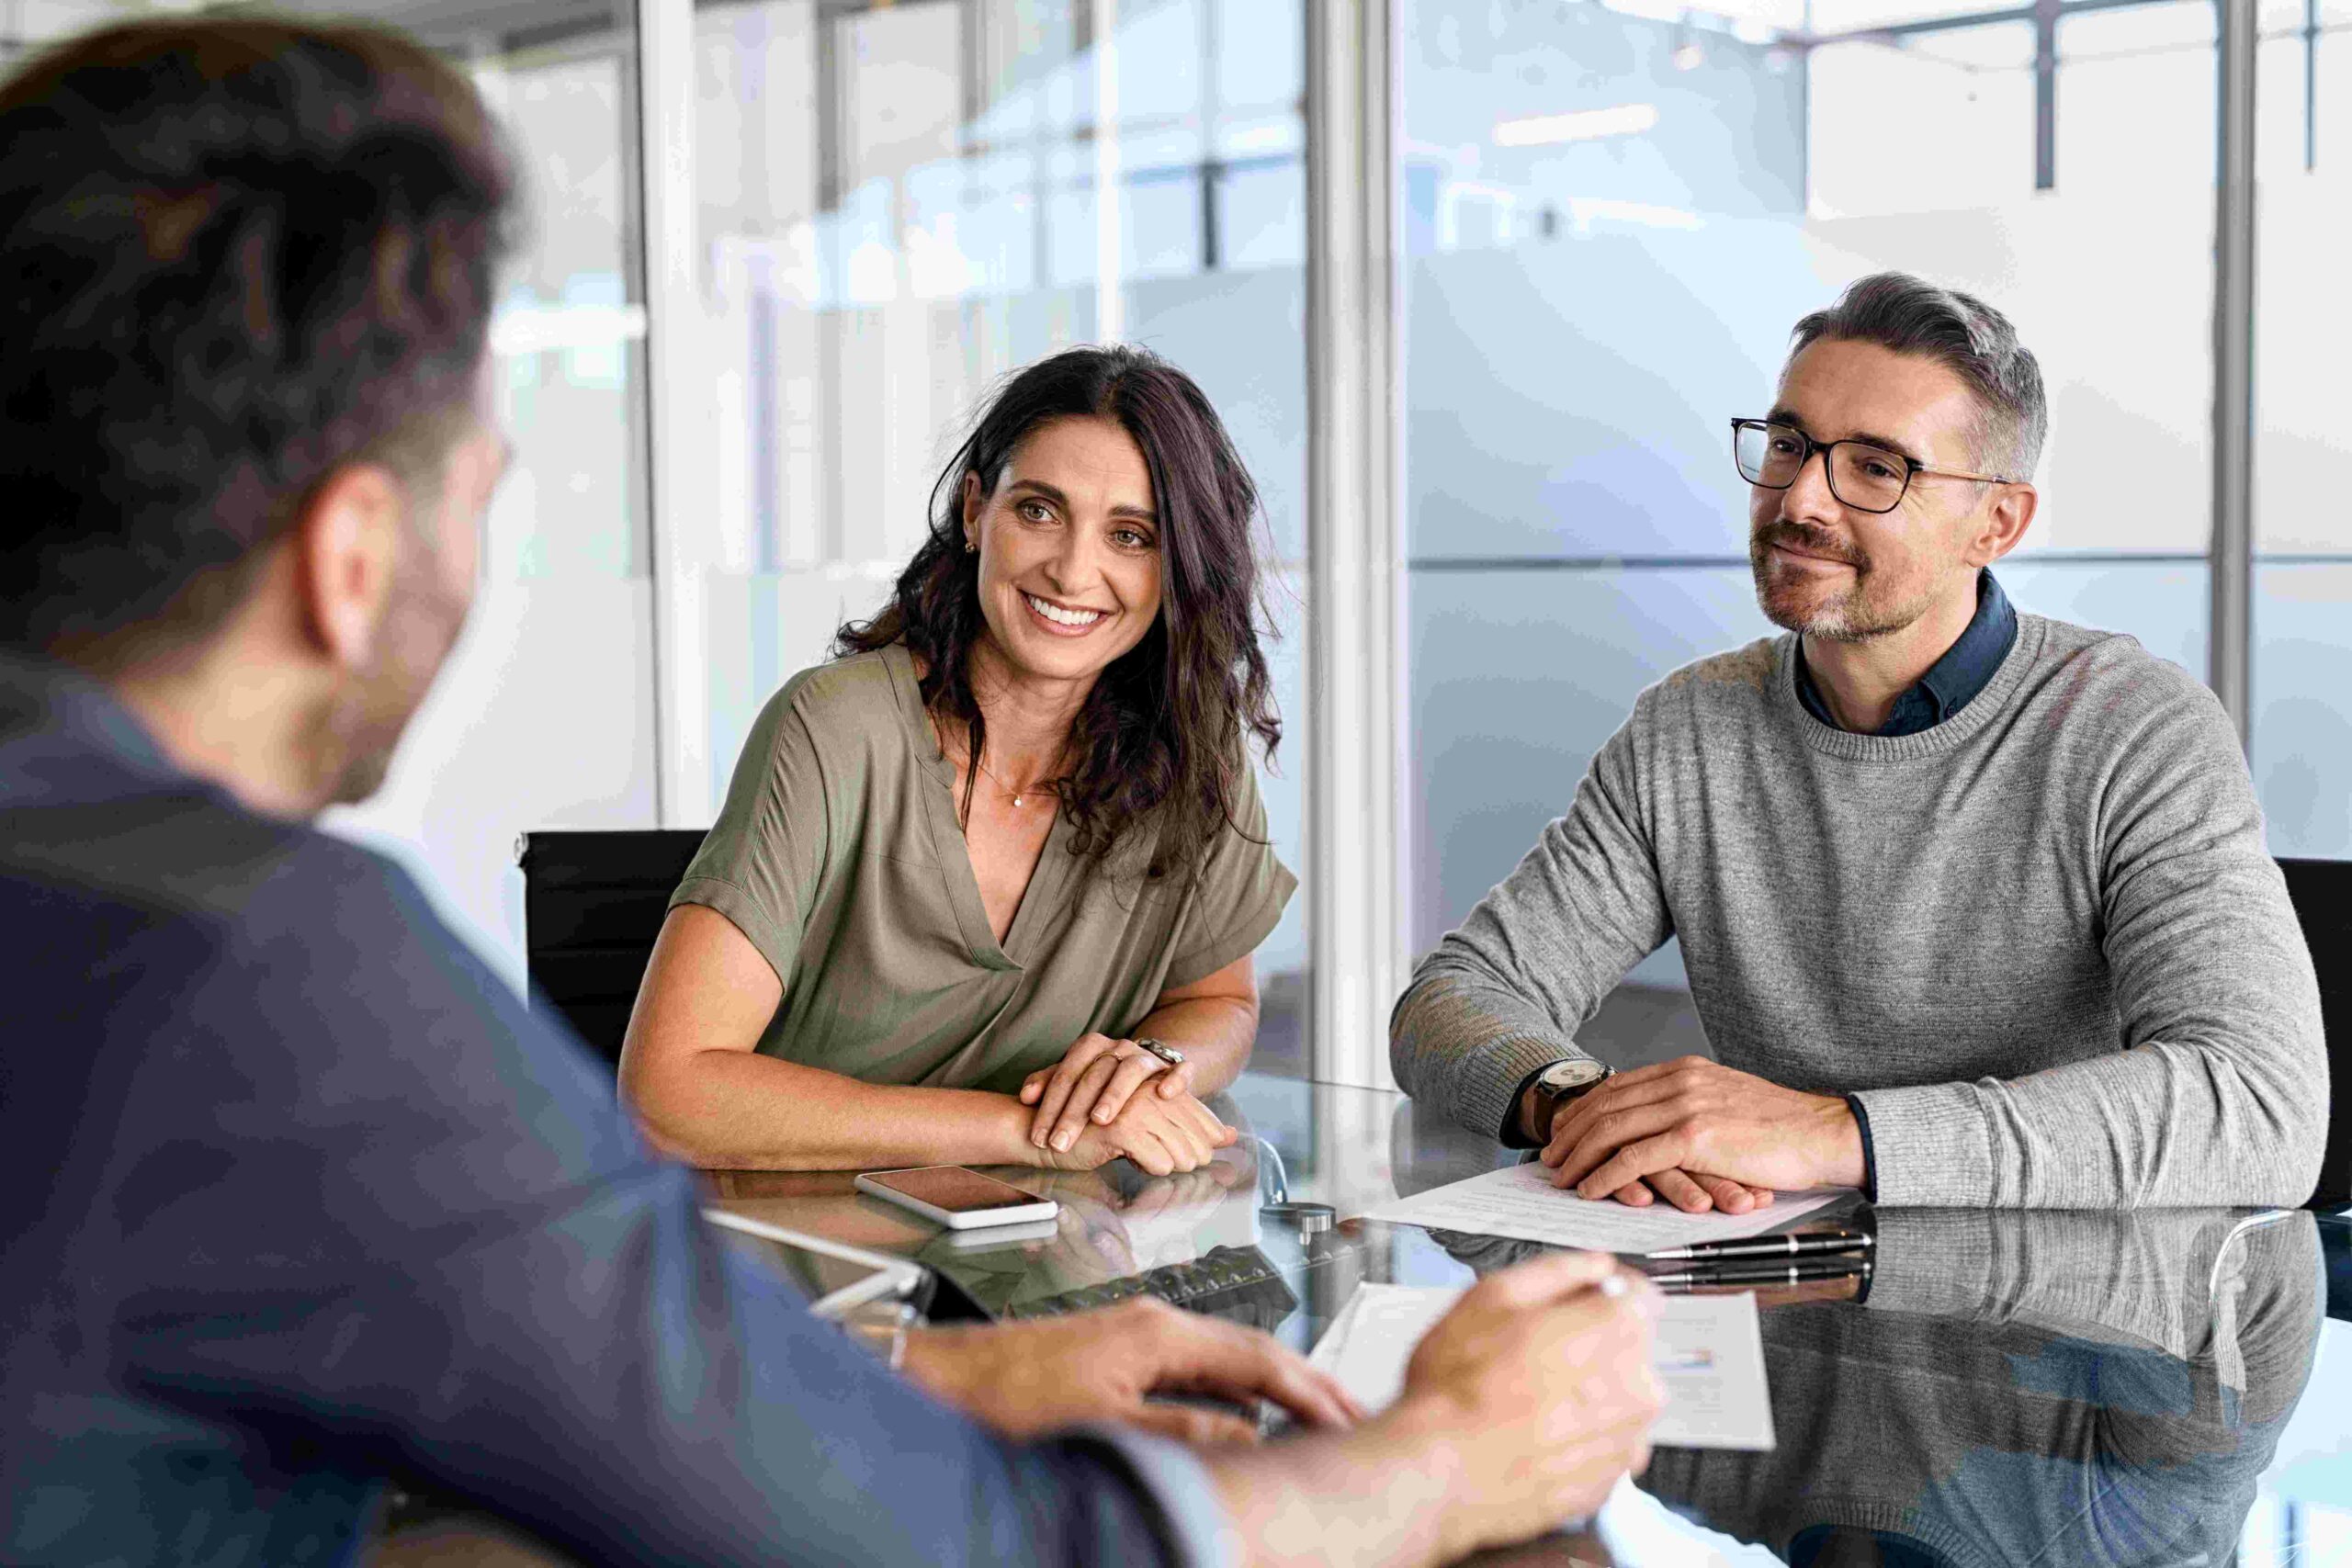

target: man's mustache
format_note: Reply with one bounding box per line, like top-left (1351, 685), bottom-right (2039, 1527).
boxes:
top-left (1752, 519), bottom-right (1869, 571)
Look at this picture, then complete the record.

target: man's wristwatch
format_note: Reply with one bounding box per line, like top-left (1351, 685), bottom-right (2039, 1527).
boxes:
top-left (1526, 1059), bottom-right (1615, 1143)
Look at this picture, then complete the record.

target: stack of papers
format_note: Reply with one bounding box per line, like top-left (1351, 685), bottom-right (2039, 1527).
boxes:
top-left (1308, 1281), bottom-right (1777, 1450)
top-left (1361, 1161), bottom-right (1847, 1253)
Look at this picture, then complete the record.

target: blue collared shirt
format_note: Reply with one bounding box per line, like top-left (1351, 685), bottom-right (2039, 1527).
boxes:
top-left (1794, 570), bottom-right (2018, 738)
top-left (0, 656), bottom-right (1228, 1568)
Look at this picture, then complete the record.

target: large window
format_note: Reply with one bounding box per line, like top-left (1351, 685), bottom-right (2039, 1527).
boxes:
top-left (1400, 0), bottom-right (2222, 1045)
top-left (349, 0), bottom-right (659, 989)
top-left (2252, 0), bottom-right (2352, 863)
top-left (675, 0), bottom-right (1315, 1068)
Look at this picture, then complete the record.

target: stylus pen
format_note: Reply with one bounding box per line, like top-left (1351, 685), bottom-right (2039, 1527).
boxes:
top-left (1650, 1257), bottom-right (1871, 1293)
top-left (1645, 1227), bottom-right (1873, 1262)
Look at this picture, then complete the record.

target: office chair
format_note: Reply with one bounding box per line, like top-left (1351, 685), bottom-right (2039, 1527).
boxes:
top-left (2278, 858), bottom-right (2349, 1212)
top-left (2325, 1215), bottom-right (2352, 1324)
top-left (515, 829), bottom-right (706, 1067)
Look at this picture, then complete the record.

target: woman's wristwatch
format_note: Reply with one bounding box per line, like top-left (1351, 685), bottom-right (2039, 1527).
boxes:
top-left (1524, 1058), bottom-right (1615, 1144)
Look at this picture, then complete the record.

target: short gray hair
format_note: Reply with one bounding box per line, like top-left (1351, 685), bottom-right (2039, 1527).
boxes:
top-left (1790, 272), bottom-right (2047, 479)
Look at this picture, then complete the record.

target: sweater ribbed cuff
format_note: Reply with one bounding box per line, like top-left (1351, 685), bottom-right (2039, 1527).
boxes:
top-left (1855, 1211), bottom-right (1997, 1319)
top-left (1843, 1093), bottom-right (1879, 1202)
top-left (1849, 1081), bottom-right (1997, 1208)
top-left (1457, 1032), bottom-right (1579, 1147)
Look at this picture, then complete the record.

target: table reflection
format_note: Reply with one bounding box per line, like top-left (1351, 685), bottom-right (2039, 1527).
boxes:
top-left (701, 1074), bottom-right (2341, 1566)
top-left (1634, 1209), bottom-right (2322, 1565)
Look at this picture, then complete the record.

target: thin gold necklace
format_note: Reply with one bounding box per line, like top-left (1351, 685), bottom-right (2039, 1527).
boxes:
top-left (970, 751), bottom-right (1057, 809)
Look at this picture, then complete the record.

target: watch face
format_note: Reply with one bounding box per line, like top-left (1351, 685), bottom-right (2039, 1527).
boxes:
top-left (1541, 1059), bottom-right (1611, 1093)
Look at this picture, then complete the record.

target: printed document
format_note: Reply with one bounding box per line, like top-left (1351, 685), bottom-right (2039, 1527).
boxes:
top-left (1360, 1161), bottom-right (1848, 1253)
top-left (1309, 1282), bottom-right (1775, 1450)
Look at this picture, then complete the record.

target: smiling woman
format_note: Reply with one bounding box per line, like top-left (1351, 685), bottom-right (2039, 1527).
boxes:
top-left (616, 346), bottom-right (1295, 1175)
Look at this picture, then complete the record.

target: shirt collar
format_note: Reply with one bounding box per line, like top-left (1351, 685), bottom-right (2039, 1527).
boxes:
top-left (0, 647), bottom-right (183, 782)
top-left (1915, 570), bottom-right (2016, 722)
top-left (1794, 570), bottom-right (2018, 739)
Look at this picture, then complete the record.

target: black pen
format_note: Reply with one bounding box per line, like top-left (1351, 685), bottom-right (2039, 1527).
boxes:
top-left (1651, 1257), bottom-right (1871, 1293)
top-left (1645, 1227), bottom-right (1873, 1262)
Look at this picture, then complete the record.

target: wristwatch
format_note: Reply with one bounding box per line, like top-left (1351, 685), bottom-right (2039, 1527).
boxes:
top-left (1526, 1058), bottom-right (1614, 1142)
top-left (1132, 1038), bottom-right (1185, 1068)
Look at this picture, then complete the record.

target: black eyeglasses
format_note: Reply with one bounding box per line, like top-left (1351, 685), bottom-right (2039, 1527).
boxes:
top-left (1730, 418), bottom-right (2015, 515)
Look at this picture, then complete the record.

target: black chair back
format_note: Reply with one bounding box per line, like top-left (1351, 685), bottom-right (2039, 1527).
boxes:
top-left (2325, 1216), bottom-right (2352, 1322)
top-left (516, 829), bottom-right (706, 1066)
top-left (2279, 857), bottom-right (2349, 1211)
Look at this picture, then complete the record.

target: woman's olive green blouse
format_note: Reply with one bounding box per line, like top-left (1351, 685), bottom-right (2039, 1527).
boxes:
top-left (670, 644), bottom-right (1295, 1095)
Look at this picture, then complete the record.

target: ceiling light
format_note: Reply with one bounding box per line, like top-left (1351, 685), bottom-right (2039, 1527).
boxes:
top-left (1493, 103), bottom-right (1661, 148)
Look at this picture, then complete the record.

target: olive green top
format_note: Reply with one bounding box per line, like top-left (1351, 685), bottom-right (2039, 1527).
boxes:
top-left (671, 643), bottom-right (1296, 1094)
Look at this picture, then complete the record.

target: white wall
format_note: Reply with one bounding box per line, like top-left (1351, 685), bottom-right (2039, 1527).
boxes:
top-left (322, 578), bottom-right (659, 992)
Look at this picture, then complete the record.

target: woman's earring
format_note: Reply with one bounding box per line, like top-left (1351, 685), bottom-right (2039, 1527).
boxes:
top-left (965, 538), bottom-right (978, 555)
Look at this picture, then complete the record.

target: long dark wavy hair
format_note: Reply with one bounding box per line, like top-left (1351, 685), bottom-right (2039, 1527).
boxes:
top-left (838, 344), bottom-right (1281, 883)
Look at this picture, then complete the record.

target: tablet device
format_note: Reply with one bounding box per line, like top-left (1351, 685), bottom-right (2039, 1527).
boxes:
top-left (701, 1210), bottom-right (927, 1320)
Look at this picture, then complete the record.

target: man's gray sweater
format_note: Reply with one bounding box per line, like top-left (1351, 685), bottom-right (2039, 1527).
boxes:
top-left (1389, 614), bottom-right (2327, 1208)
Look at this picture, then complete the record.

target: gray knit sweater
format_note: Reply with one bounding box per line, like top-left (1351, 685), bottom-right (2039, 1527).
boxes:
top-left (1389, 614), bottom-right (2327, 1208)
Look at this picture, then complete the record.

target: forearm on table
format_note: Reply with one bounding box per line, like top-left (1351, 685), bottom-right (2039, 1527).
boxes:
top-left (1388, 757), bottom-right (1667, 1139)
top-left (1129, 994), bottom-right (1257, 1096)
top-left (630, 1051), bottom-right (1035, 1171)
top-left (1390, 965), bottom-right (1589, 1143)
top-left (1861, 1209), bottom-right (2241, 1355)
top-left (1853, 1032), bottom-right (2325, 1209)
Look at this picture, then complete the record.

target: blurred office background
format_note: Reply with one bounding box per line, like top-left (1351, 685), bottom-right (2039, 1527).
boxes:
top-left (2, 0), bottom-right (2343, 1087)
top-left (4, 0), bottom-right (2345, 1542)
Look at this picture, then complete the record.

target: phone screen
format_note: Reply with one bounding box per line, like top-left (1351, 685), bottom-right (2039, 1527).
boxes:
top-left (868, 1167), bottom-right (1045, 1213)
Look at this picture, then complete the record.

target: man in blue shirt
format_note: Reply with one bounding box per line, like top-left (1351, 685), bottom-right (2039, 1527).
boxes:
top-left (0, 17), bottom-right (1666, 1567)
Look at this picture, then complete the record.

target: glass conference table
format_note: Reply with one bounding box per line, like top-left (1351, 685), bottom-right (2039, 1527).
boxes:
top-left (702, 1073), bottom-right (2352, 1568)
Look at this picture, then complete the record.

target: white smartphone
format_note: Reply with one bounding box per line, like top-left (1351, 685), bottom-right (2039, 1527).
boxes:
top-left (855, 1166), bottom-right (1061, 1230)
top-left (937, 1217), bottom-right (1062, 1251)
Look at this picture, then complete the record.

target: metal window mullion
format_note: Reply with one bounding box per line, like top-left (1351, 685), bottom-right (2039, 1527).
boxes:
top-left (2034, 0), bottom-right (2062, 189)
top-left (1306, 0), bottom-right (1404, 1089)
top-left (2305, 0), bottom-right (2319, 171)
top-left (638, 0), bottom-right (708, 825)
top-left (2211, 0), bottom-right (2256, 751)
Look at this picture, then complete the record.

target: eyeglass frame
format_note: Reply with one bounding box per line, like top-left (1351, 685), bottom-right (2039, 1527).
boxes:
top-left (1729, 417), bottom-right (2018, 515)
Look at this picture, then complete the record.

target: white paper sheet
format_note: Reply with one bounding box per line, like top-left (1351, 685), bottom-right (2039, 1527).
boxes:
top-left (1308, 1282), bottom-right (1775, 1450)
top-left (1306, 1283), bottom-right (1463, 1414)
top-left (1359, 1161), bottom-right (1849, 1253)
top-left (1648, 1291), bottom-right (1774, 1450)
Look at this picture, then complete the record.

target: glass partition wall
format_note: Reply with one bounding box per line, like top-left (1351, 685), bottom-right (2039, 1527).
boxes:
top-left (1400, 0), bottom-right (2237, 1059)
top-left (2253, 0), bottom-right (2352, 863)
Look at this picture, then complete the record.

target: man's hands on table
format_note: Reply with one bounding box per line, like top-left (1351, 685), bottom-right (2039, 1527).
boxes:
top-left (903, 1245), bottom-right (1668, 1566)
top-left (899, 1295), bottom-right (1363, 1446)
top-left (1214, 1251), bottom-right (1666, 1568)
top-left (1533, 1056), bottom-right (1865, 1210)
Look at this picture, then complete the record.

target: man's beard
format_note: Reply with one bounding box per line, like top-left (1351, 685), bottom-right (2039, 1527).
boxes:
top-left (309, 547), bottom-right (471, 807)
top-left (1748, 519), bottom-right (1925, 644)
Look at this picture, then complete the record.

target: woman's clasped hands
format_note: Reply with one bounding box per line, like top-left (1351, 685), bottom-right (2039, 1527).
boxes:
top-left (1017, 1032), bottom-right (1238, 1175)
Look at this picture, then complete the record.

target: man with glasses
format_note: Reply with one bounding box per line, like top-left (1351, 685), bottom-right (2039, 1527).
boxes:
top-left (1393, 272), bottom-right (2325, 1213)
